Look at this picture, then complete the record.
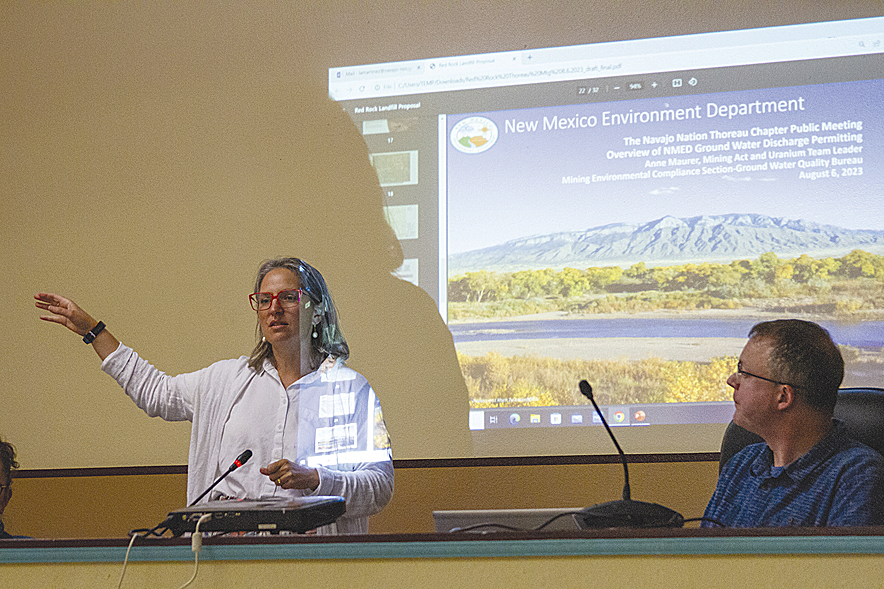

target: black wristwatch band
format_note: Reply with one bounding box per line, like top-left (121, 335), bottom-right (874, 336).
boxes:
top-left (83, 321), bottom-right (106, 344)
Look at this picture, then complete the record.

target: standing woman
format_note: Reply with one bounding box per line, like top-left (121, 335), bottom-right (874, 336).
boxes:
top-left (35, 257), bottom-right (393, 535)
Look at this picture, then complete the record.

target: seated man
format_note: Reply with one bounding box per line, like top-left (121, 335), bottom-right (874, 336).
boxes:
top-left (702, 319), bottom-right (884, 527)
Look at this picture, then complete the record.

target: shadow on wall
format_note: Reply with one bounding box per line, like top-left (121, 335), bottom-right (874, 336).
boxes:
top-left (266, 87), bottom-right (473, 459)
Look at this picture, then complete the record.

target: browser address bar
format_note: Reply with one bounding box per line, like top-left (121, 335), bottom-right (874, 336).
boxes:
top-left (329, 18), bottom-right (884, 100)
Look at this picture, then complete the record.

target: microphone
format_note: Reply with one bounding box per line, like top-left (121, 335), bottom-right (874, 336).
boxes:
top-left (579, 380), bottom-right (631, 501)
top-left (229, 449), bottom-right (252, 470)
top-left (188, 449), bottom-right (253, 507)
top-left (576, 380), bottom-right (683, 528)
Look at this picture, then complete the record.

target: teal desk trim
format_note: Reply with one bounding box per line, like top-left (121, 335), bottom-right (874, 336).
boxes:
top-left (3, 534), bottom-right (884, 564)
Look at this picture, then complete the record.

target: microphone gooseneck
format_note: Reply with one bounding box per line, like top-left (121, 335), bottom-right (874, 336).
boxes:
top-left (188, 449), bottom-right (253, 507)
top-left (576, 380), bottom-right (683, 528)
top-left (579, 380), bottom-right (630, 501)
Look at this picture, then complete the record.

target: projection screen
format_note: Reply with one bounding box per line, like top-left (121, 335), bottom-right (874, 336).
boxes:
top-left (330, 16), bottom-right (884, 458)
top-left (4, 4), bottom-right (883, 470)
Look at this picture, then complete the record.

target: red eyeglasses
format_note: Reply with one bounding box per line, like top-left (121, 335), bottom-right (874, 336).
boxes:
top-left (249, 289), bottom-right (303, 311)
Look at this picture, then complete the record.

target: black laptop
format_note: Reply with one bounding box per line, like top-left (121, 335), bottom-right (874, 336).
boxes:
top-left (165, 496), bottom-right (346, 536)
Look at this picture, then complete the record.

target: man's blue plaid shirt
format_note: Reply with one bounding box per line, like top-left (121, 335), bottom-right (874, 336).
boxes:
top-left (702, 420), bottom-right (884, 527)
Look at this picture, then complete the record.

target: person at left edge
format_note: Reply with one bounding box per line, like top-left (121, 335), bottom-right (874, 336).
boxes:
top-left (35, 257), bottom-right (393, 535)
top-left (0, 436), bottom-right (29, 539)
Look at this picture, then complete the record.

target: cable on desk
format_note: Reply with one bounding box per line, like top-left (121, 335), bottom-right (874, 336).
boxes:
top-left (178, 513), bottom-right (212, 589)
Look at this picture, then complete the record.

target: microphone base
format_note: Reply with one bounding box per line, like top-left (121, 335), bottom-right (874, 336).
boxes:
top-left (575, 499), bottom-right (684, 529)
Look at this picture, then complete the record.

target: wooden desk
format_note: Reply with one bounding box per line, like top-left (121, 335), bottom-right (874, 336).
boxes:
top-left (3, 528), bottom-right (884, 589)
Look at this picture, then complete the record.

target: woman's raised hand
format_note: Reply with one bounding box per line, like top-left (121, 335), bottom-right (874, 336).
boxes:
top-left (35, 292), bottom-right (96, 336)
top-left (35, 292), bottom-right (119, 359)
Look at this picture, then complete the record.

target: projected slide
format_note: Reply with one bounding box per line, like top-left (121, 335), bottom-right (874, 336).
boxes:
top-left (446, 79), bottom-right (882, 422)
top-left (331, 17), bottom-right (884, 454)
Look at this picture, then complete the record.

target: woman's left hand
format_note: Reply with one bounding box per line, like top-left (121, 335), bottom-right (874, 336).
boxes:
top-left (260, 459), bottom-right (320, 491)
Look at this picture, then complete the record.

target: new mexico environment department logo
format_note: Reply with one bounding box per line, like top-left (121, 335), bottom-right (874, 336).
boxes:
top-left (451, 116), bottom-right (498, 154)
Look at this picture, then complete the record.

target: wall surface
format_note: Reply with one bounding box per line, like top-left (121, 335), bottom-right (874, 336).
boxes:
top-left (1, 0), bottom-right (881, 538)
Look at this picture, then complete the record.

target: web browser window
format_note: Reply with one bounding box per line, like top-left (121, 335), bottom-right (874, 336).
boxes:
top-left (330, 17), bottom-right (884, 455)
